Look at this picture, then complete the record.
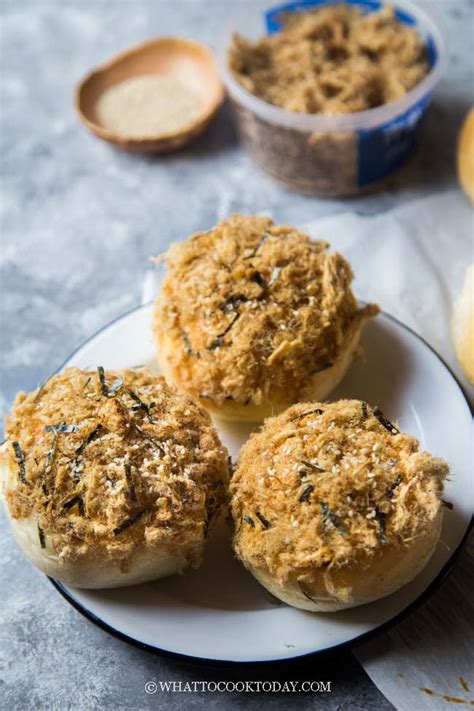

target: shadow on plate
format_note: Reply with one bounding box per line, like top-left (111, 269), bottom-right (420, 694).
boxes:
top-left (332, 315), bottom-right (420, 435)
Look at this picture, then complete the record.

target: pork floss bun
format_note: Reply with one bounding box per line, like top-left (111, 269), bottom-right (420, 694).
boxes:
top-left (153, 215), bottom-right (379, 422)
top-left (0, 367), bottom-right (229, 588)
top-left (230, 400), bottom-right (448, 611)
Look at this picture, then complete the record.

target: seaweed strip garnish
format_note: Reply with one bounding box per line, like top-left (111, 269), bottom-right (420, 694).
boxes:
top-left (70, 425), bottom-right (104, 481)
top-left (12, 441), bottom-right (28, 485)
top-left (98, 366), bottom-right (108, 396)
top-left (133, 422), bottom-right (166, 455)
top-left (386, 474), bottom-right (402, 499)
top-left (300, 460), bottom-right (324, 473)
top-left (375, 510), bottom-right (388, 544)
top-left (442, 499), bottom-right (454, 511)
top-left (320, 501), bottom-right (347, 536)
top-left (42, 430), bottom-right (60, 493)
top-left (256, 511), bottom-right (271, 529)
top-left (299, 484), bottom-right (314, 502)
top-left (114, 398), bottom-right (165, 454)
top-left (97, 367), bottom-right (123, 398)
top-left (222, 295), bottom-right (248, 313)
top-left (124, 463), bottom-right (137, 502)
top-left (243, 232), bottom-right (269, 260)
top-left (42, 422), bottom-right (86, 488)
top-left (38, 525), bottom-right (46, 549)
top-left (243, 514), bottom-right (255, 527)
top-left (113, 509), bottom-right (147, 535)
top-left (291, 408), bottom-right (324, 422)
top-left (44, 423), bottom-right (83, 434)
top-left (63, 495), bottom-right (85, 516)
top-left (208, 312), bottom-right (241, 351)
top-left (75, 425), bottom-right (103, 455)
top-left (373, 406), bottom-right (399, 435)
top-left (127, 390), bottom-right (154, 421)
top-left (299, 584), bottom-right (318, 603)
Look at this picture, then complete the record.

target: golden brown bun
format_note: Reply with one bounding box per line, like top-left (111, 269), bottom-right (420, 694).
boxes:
top-left (451, 264), bottom-right (474, 385)
top-left (248, 514), bottom-right (442, 611)
top-left (157, 315), bottom-right (364, 422)
top-left (457, 108), bottom-right (474, 202)
top-left (153, 215), bottom-right (379, 422)
top-left (1, 367), bottom-right (229, 588)
top-left (230, 400), bottom-right (448, 611)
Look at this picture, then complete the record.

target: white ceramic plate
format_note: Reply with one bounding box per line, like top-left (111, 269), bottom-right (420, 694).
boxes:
top-left (51, 304), bottom-right (473, 663)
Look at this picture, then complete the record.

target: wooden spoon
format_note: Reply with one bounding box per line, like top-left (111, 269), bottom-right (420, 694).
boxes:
top-left (75, 37), bottom-right (224, 154)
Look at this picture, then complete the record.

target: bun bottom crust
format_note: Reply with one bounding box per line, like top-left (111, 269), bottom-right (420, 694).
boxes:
top-left (1, 460), bottom-right (190, 588)
top-left (156, 321), bottom-right (364, 423)
top-left (8, 513), bottom-right (188, 589)
top-left (243, 511), bottom-right (443, 612)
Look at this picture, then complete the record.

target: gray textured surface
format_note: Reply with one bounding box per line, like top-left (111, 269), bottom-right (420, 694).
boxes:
top-left (0, 1), bottom-right (472, 709)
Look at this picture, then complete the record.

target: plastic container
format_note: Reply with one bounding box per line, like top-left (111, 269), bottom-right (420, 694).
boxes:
top-left (219, 0), bottom-right (446, 196)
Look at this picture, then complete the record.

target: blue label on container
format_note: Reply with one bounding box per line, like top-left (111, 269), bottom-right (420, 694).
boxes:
top-left (265, 0), bottom-right (437, 62)
top-left (265, 0), bottom-right (419, 34)
top-left (357, 92), bottom-right (431, 187)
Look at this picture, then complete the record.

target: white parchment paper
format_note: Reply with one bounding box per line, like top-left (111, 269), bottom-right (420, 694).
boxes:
top-left (302, 189), bottom-right (473, 709)
top-left (302, 189), bottom-right (473, 402)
